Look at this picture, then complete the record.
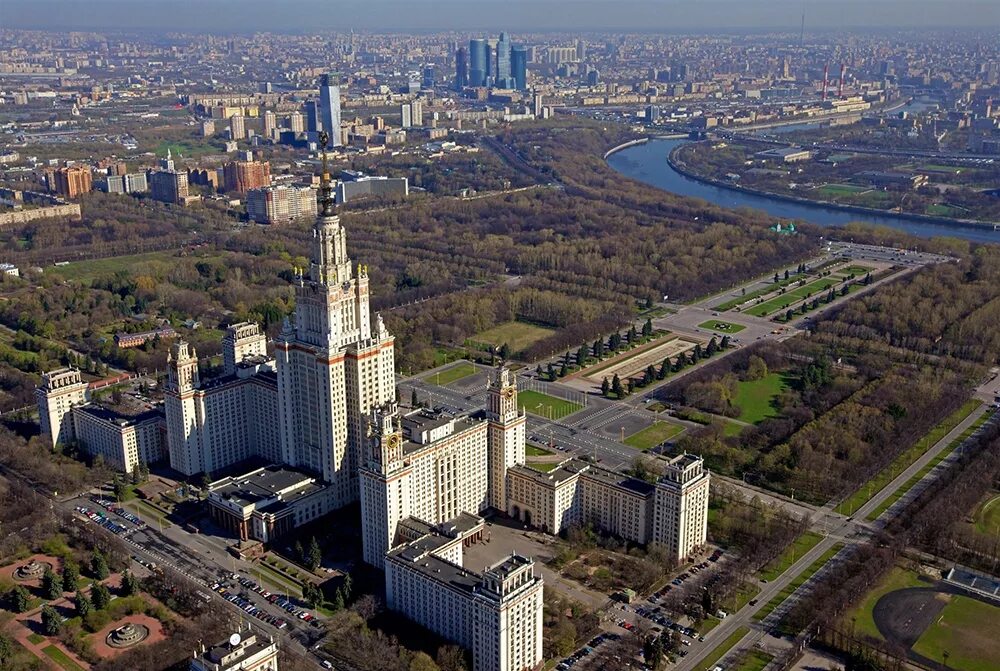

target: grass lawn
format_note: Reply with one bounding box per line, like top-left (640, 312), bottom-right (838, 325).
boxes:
top-left (721, 420), bottom-right (745, 437)
top-left (470, 321), bottom-right (555, 352)
top-left (714, 274), bottom-right (804, 312)
top-left (623, 421), bottom-right (684, 450)
top-left (698, 320), bottom-right (746, 334)
top-left (754, 544), bottom-right (843, 623)
top-left (427, 361), bottom-right (476, 385)
top-left (844, 565), bottom-right (926, 641)
top-left (125, 500), bottom-right (172, 528)
top-left (154, 138), bottom-right (224, 159)
top-left (759, 531), bottom-right (823, 582)
top-left (732, 650), bottom-right (774, 671)
top-left (912, 594), bottom-right (1000, 671)
top-left (816, 183), bottom-right (868, 197)
top-left (837, 265), bottom-right (874, 277)
top-left (836, 400), bottom-right (981, 515)
top-left (518, 390), bottom-right (582, 420)
top-left (733, 373), bottom-right (790, 424)
top-left (42, 645), bottom-right (85, 671)
top-left (253, 561), bottom-right (303, 597)
top-left (526, 445), bottom-right (553, 457)
top-left (48, 251), bottom-right (180, 283)
top-left (528, 462), bottom-right (560, 473)
top-left (744, 277), bottom-right (843, 317)
top-left (699, 626), bottom-right (750, 671)
top-left (27, 633), bottom-right (45, 644)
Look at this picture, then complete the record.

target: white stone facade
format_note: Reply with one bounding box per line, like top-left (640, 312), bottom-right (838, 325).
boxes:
top-left (37, 367), bottom-right (88, 447)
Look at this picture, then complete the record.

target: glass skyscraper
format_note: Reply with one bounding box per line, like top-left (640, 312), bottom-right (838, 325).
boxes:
top-left (495, 32), bottom-right (512, 88)
top-left (319, 72), bottom-right (342, 148)
top-left (469, 39), bottom-right (487, 87)
top-left (455, 46), bottom-right (468, 90)
top-left (511, 45), bottom-right (528, 90)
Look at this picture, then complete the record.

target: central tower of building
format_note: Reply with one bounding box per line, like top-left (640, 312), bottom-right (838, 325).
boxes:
top-left (276, 134), bottom-right (395, 506)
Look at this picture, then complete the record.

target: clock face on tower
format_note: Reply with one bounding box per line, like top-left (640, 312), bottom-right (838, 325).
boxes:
top-left (502, 386), bottom-right (515, 400)
top-left (385, 433), bottom-right (401, 450)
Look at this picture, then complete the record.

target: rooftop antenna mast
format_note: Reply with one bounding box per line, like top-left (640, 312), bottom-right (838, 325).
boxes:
top-left (800, 13), bottom-right (805, 47)
top-left (317, 130), bottom-right (334, 216)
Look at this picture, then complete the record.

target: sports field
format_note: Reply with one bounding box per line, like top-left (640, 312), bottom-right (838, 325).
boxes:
top-left (845, 565), bottom-right (926, 641)
top-left (912, 595), bottom-right (1000, 671)
top-left (48, 250), bottom-right (179, 283)
top-left (623, 421), bottom-right (683, 450)
top-left (974, 492), bottom-right (1000, 536)
top-left (427, 361), bottom-right (476, 385)
top-left (518, 390), bottom-right (582, 419)
top-left (471, 321), bottom-right (555, 352)
top-left (698, 320), bottom-right (746, 334)
top-left (733, 373), bottom-right (790, 424)
top-left (745, 278), bottom-right (842, 317)
top-left (816, 183), bottom-right (868, 198)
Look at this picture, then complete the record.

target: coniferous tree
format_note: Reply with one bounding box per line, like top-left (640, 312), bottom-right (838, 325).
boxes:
top-left (41, 605), bottom-right (61, 635)
top-left (91, 552), bottom-right (109, 580)
top-left (601, 377), bottom-right (611, 397)
top-left (75, 592), bottom-right (91, 618)
top-left (43, 567), bottom-right (63, 600)
top-left (91, 582), bottom-right (111, 610)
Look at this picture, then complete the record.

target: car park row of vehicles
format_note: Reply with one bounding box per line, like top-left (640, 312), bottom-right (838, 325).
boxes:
top-left (555, 632), bottom-right (621, 670)
top-left (211, 578), bottom-right (290, 629)
top-left (75, 505), bottom-right (131, 535)
top-left (88, 494), bottom-right (145, 527)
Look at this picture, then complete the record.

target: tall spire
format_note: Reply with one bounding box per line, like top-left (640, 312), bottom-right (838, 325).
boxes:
top-left (318, 130), bottom-right (334, 217)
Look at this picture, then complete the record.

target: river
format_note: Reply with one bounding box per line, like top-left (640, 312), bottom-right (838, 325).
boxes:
top-left (606, 139), bottom-right (998, 243)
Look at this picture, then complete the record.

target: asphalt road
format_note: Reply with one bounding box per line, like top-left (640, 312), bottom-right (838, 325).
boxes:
top-left (672, 401), bottom-right (993, 671)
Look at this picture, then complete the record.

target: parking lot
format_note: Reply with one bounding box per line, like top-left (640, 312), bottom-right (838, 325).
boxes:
top-left (559, 546), bottom-right (731, 670)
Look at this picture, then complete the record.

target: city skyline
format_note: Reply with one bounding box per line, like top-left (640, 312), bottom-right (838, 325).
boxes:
top-left (3, 0), bottom-right (1000, 32)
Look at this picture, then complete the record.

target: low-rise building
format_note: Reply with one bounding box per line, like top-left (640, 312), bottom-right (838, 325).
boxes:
top-left (207, 465), bottom-right (335, 543)
top-left (754, 147), bottom-right (812, 163)
top-left (856, 171), bottom-right (929, 189)
top-left (189, 625), bottom-right (278, 671)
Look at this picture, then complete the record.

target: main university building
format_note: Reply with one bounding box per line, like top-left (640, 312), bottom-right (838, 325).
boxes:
top-left (37, 169), bottom-right (709, 671)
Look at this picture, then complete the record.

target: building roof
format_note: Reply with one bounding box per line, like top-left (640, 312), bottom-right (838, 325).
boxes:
top-left (76, 403), bottom-right (162, 426)
top-left (210, 465), bottom-right (326, 513)
top-left (388, 541), bottom-right (482, 594)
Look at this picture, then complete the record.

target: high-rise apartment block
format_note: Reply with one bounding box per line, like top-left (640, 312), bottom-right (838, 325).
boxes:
top-left (229, 114), bottom-right (246, 140)
top-left (288, 111), bottom-right (304, 133)
top-left (149, 169), bottom-right (190, 204)
top-left (222, 160), bottom-right (271, 193)
top-left (400, 101), bottom-right (423, 128)
top-left (245, 185), bottom-right (317, 224)
top-left (263, 110), bottom-right (276, 139)
top-left (45, 166), bottom-right (93, 198)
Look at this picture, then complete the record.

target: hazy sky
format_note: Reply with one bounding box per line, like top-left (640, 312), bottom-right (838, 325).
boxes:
top-left (3, 1), bottom-right (1000, 33)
